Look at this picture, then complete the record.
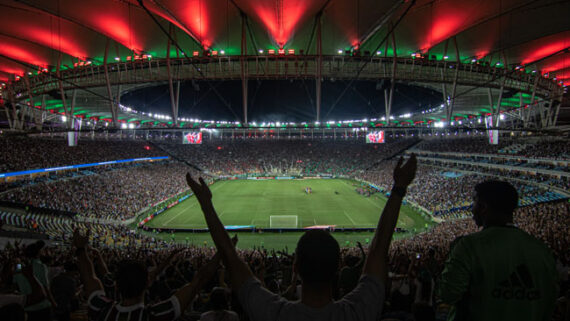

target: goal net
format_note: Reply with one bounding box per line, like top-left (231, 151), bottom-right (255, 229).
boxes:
top-left (269, 215), bottom-right (298, 228)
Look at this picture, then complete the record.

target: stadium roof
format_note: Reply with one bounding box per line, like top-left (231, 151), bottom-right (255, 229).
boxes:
top-left (0, 0), bottom-right (569, 126)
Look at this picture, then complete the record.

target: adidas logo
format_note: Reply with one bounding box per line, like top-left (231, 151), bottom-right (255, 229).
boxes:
top-left (491, 264), bottom-right (541, 301)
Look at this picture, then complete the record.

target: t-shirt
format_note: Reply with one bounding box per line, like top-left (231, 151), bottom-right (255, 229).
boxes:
top-left (13, 259), bottom-right (52, 312)
top-left (238, 274), bottom-right (384, 321)
top-left (438, 226), bottom-right (558, 321)
top-left (88, 290), bottom-right (180, 321)
top-left (200, 310), bottom-right (240, 321)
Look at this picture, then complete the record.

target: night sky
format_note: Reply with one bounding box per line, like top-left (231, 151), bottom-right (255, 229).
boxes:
top-left (121, 80), bottom-right (443, 122)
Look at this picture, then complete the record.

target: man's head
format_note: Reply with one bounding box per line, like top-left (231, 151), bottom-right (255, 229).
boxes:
top-left (116, 260), bottom-right (148, 300)
top-left (472, 180), bottom-right (518, 227)
top-left (24, 240), bottom-right (45, 259)
top-left (295, 230), bottom-right (340, 286)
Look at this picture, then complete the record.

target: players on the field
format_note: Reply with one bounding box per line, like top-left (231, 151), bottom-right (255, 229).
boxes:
top-left (304, 187), bottom-right (312, 194)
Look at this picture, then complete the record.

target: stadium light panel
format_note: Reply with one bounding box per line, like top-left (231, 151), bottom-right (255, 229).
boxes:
top-left (193, 51), bottom-right (199, 57)
top-left (220, 50), bottom-right (225, 55)
top-left (288, 49), bottom-right (295, 55)
top-left (268, 49), bottom-right (275, 54)
top-left (114, 57), bottom-right (120, 61)
top-left (278, 48), bottom-right (285, 55)
top-left (376, 51), bottom-right (381, 55)
top-left (61, 116), bottom-right (67, 122)
top-left (443, 56), bottom-right (449, 60)
top-left (258, 49), bottom-right (264, 54)
top-left (338, 49), bottom-right (343, 54)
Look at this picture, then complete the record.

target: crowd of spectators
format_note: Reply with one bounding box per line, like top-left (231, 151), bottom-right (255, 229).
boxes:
top-left (1, 162), bottom-right (199, 221)
top-left (0, 199), bottom-right (567, 321)
top-left (415, 137), bottom-right (570, 160)
top-left (1, 137), bottom-right (567, 220)
top-left (0, 137), bottom-right (162, 173)
top-left (356, 162), bottom-right (561, 215)
top-left (158, 139), bottom-right (417, 176)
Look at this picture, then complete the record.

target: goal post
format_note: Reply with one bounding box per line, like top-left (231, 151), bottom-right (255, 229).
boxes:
top-left (269, 215), bottom-right (298, 228)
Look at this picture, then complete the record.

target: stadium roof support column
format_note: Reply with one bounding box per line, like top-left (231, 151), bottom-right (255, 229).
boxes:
top-left (103, 40), bottom-right (119, 128)
top-left (359, 0), bottom-right (405, 46)
top-left (241, 14), bottom-right (248, 125)
top-left (446, 37), bottom-right (460, 123)
top-left (315, 15), bottom-right (322, 122)
top-left (441, 39), bottom-right (449, 124)
top-left (384, 24), bottom-right (397, 127)
top-left (166, 24), bottom-right (179, 127)
top-left (3, 82), bottom-right (16, 130)
top-left (551, 92), bottom-right (564, 127)
top-left (56, 53), bottom-right (71, 129)
top-left (519, 92), bottom-right (524, 127)
top-left (494, 73), bottom-right (507, 127)
top-left (23, 74), bottom-right (42, 131)
top-left (526, 74), bottom-right (540, 128)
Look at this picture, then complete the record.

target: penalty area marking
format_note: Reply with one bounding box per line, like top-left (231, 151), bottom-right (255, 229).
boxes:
top-left (343, 210), bottom-right (357, 226)
top-left (161, 181), bottom-right (227, 227)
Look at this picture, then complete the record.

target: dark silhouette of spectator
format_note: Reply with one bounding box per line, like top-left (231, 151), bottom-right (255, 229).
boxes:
top-left (438, 180), bottom-right (559, 321)
top-left (50, 261), bottom-right (79, 321)
top-left (186, 154), bottom-right (417, 321)
top-left (200, 287), bottom-right (239, 321)
top-left (72, 229), bottom-right (222, 321)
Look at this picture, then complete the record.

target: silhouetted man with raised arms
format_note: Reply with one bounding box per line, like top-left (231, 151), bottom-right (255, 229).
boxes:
top-left (438, 180), bottom-right (558, 321)
top-left (186, 154), bottom-right (417, 321)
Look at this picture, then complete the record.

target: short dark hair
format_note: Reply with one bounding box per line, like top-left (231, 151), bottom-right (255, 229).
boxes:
top-left (24, 240), bottom-right (45, 258)
top-left (116, 260), bottom-right (148, 299)
top-left (295, 230), bottom-right (340, 285)
top-left (474, 180), bottom-right (518, 215)
top-left (209, 287), bottom-right (229, 310)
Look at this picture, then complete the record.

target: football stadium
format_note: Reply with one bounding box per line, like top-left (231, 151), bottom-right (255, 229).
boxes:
top-left (0, 0), bottom-right (569, 320)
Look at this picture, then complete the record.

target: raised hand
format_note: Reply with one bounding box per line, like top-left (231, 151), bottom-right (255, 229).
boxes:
top-left (186, 173), bottom-right (213, 208)
top-left (72, 228), bottom-right (90, 249)
top-left (393, 153), bottom-right (417, 188)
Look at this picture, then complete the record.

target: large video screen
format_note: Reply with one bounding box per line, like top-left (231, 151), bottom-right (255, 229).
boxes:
top-left (366, 131), bottom-right (385, 144)
top-left (182, 132), bottom-right (203, 144)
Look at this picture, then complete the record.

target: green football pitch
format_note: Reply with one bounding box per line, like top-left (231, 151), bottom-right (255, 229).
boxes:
top-left (143, 179), bottom-right (433, 248)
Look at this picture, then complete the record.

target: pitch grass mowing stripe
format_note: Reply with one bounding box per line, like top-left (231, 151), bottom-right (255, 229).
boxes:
top-left (146, 179), bottom-right (429, 232)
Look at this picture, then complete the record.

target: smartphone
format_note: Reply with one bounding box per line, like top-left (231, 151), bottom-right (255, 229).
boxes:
top-left (15, 264), bottom-right (22, 271)
top-left (416, 254), bottom-right (421, 259)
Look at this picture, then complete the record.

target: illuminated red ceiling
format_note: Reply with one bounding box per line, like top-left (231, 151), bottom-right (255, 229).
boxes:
top-left (0, 0), bottom-right (569, 81)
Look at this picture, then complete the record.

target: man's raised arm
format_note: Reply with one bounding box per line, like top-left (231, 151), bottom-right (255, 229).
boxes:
top-left (186, 174), bottom-right (253, 290)
top-left (363, 154), bottom-right (417, 284)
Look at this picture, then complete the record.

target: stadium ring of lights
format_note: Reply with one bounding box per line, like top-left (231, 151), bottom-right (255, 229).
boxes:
top-left (7, 55), bottom-right (564, 129)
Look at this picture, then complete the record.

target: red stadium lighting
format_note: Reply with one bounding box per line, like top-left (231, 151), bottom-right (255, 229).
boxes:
top-left (212, 50), bottom-right (218, 56)
top-left (217, 146), bottom-right (222, 150)
top-left (278, 48), bottom-right (285, 55)
top-left (126, 56), bottom-right (132, 61)
top-left (288, 49), bottom-right (295, 55)
top-left (193, 51), bottom-right (199, 57)
top-left (268, 49), bottom-right (275, 55)
top-left (144, 146), bottom-right (151, 150)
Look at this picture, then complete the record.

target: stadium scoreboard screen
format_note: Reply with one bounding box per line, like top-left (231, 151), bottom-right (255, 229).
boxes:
top-left (366, 131), bottom-right (385, 144)
top-left (182, 132), bottom-right (203, 144)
